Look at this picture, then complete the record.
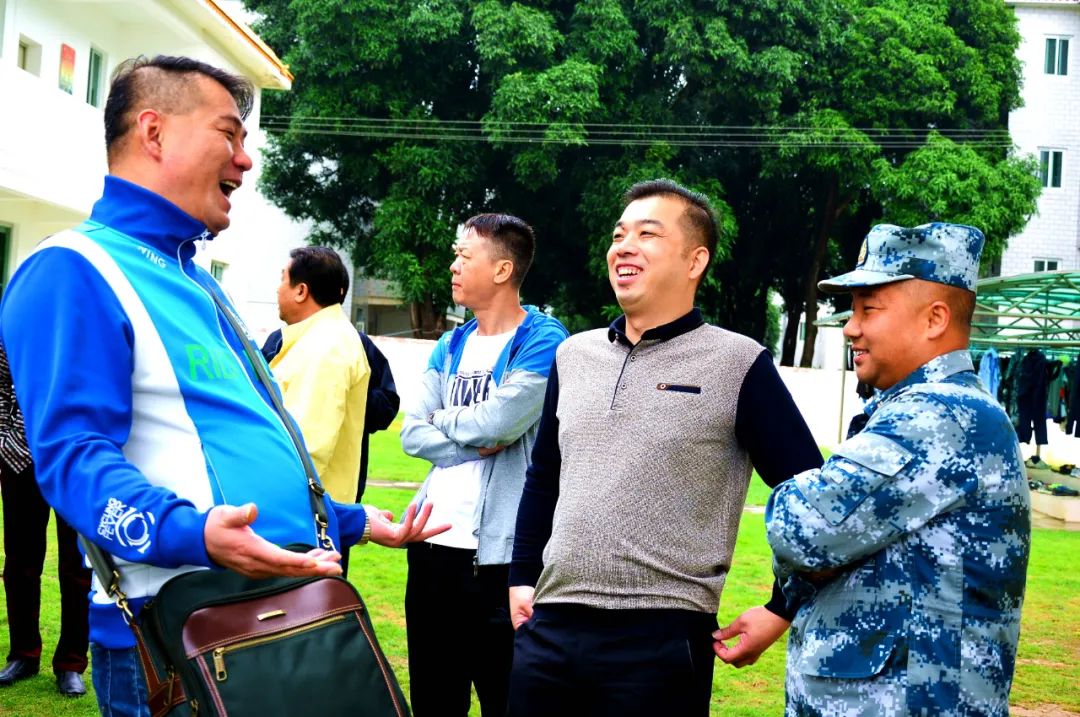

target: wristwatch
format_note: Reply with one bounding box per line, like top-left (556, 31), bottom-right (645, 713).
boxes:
top-left (357, 507), bottom-right (373, 546)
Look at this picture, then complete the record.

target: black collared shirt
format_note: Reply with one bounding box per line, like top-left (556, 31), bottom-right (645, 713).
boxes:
top-left (510, 309), bottom-right (823, 620)
top-left (607, 308), bottom-right (706, 347)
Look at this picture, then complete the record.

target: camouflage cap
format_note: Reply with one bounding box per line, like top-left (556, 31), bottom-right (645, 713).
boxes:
top-left (818, 222), bottom-right (985, 294)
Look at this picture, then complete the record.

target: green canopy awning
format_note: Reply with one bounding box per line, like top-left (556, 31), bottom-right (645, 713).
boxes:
top-left (971, 271), bottom-right (1080, 349)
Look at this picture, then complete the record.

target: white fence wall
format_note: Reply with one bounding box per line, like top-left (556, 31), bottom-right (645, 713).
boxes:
top-left (369, 336), bottom-right (1080, 466)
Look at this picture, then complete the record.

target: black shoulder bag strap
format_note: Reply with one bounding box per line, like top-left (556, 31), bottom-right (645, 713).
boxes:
top-left (80, 285), bottom-right (335, 619)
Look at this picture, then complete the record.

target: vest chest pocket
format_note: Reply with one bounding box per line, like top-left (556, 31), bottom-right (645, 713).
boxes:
top-left (797, 431), bottom-right (914, 526)
top-left (656, 383), bottom-right (701, 394)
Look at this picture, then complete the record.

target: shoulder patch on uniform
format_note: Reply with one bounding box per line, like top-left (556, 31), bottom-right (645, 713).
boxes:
top-left (833, 430), bottom-right (913, 477)
top-left (796, 432), bottom-right (916, 525)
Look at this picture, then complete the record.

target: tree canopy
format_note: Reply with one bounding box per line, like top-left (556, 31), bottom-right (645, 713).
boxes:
top-left (247, 0), bottom-right (1041, 349)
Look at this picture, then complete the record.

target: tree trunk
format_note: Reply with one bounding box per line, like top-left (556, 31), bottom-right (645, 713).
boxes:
top-left (798, 178), bottom-right (852, 368)
top-left (780, 301), bottom-right (801, 366)
top-left (409, 295), bottom-right (447, 339)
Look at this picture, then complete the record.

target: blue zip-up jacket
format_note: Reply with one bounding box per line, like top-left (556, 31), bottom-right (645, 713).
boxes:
top-left (400, 307), bottom-right (567, 565)
top-left (0, 177), bottom-right (367, 648)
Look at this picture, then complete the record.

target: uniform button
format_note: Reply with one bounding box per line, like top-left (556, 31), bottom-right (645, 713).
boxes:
top-left (630, 356), bottom-right (636, 362)
top-left (621, 384), bottom-right (627, 390)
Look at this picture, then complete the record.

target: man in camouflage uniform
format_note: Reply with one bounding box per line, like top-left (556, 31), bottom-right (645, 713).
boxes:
top-left (766, 223), bottom-right (1030, 716)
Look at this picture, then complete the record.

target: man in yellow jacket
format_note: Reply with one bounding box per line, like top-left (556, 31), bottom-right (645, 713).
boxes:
top-left (271, 247), bottom-right (370, 565)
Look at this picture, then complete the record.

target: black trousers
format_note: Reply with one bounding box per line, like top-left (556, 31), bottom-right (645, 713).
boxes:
top-left (1017, 396), bottom-right (1048, 445)
top-left (508, 604), bottom-right (718, 717)
top-left (405, 543), bottom-right (513, 717)
top-left (0, 464), bottom-right (91, 672)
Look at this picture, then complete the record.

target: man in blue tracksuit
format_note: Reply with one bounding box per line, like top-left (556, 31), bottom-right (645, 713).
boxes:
top-left (0, 56), bottom-right (444, 717)
top-left (401, 213), bottom-right (568, 717)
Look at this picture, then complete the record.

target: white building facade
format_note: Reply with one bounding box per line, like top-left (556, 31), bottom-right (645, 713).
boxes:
top-left (0, 0), bottom-right (322, 340)
top-left (1003, 0), bottom-right (1080, 276)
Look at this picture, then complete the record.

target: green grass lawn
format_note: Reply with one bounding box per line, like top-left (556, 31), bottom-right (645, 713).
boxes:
top-left (2, 431), bottom-right (1078, 715)
top-left (365, 414), bottom-right (432, 485)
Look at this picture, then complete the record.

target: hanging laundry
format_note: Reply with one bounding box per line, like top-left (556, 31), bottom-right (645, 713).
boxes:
top-left (1046, 359), bottom-right (1066, 422)
top-left (978, 347), bottom-right (1002, 400)
top-left (1066, 361), bottom-right (1080, 438)
top-left (1016, 348), bottom-right (1049, 445)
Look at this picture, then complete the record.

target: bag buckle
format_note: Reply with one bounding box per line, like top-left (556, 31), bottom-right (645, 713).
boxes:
top-left (108, 570), bottom-right (134, 624)
top-left (314, 514), bottom-right (336, 552)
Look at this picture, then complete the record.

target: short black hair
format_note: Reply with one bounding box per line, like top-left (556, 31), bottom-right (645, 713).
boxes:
top-left (462, 213), bottom-right (536, 288)
top-left (104, 55), bottom-right (254, 164)
top-left (623, 179), bottom-right (719, 272)
top-left (288, 246), bottom-right (349, 308)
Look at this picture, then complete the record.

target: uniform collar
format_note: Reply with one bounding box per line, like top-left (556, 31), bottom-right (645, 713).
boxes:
top-left (608, 308), bottom-right (704, 347)
top-left (879, 349), bottom-right (974, 403)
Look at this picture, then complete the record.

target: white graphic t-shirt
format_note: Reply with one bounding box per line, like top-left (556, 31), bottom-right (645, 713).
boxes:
top-left (425, 328), bottom-right (516, 549)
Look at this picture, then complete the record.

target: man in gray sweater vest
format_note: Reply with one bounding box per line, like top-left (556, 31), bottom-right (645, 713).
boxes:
top-left (508, 180), bottom-right (823, 716)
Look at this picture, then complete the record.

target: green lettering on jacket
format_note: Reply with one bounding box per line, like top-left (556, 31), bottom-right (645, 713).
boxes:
top-left (186, 344), bottom-right (240, 381)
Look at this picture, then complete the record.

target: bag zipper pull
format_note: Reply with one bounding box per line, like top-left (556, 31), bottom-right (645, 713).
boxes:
top-left (473, 553), bottom-right (479, 578)
top-left (213, 647), bottom-right (227, 682)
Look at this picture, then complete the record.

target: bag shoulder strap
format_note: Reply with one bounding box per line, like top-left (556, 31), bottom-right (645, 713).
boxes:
top-left (207, 287), bottom-right (332, 549)
top-left (82, 283), bottom-right (335, 615)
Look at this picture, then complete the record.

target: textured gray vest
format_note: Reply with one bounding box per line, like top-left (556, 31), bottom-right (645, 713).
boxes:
top-left (535, 324), bottom-right (764, 612)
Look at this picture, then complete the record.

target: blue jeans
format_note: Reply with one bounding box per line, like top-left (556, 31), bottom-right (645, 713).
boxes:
top-left (90, 643), bottom-right (150, 717)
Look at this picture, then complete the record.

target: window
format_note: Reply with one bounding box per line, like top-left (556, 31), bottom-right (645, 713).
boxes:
top-left (0, 225), bottom-right (10, 298)
top-left (17, 35), bottom-right (41, 76)
top-left (1034, 259), bottom-right (1060, 273)
top-left (86, 47), bottom-right (105, 107)
top-left (210, 260), bottom-right (227, 282)
top-left (1046, 37), bottom-right (1070, 76)
top-left (0, 0), bottom-right (7, 58)
top-left (1039, 150), bottom-right (1063, 188)
top-left (980, 256), bottom-right (1002, 279)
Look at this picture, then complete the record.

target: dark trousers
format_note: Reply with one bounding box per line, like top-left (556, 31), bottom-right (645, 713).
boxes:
top-left (508, 604), bottom-right (718, 717)
top-left (1, 465), bottom-right (91, 672)
top-left (405, 543), bottom-right (513, 717)
top-left (1017, 396), bottom-right (1048, 445)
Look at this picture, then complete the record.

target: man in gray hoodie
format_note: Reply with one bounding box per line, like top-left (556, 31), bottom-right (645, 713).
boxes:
top-left (400, 213), bottom-right (568, 717)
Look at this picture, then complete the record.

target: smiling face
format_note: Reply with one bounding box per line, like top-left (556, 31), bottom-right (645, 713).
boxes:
top-left (607, 195), bottom-right (707, 320)
top-left (843, 281), bottom-right (930, 390)
top-left (157, 75), bottom-right (252, 234)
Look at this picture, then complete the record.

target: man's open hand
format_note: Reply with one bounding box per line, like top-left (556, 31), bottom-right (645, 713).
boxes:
top-left (367, 501), bottom-right (450, 547)
top-left (204, 503), bottom-right (343, 578)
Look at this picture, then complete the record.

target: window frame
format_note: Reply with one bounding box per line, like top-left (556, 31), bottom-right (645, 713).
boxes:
top-left (17, 35), bottom-right (41, 76)
top-left (0, 225), bottom-right (9, 297)
top-left (210, 260), bottom-right (227, 282)
top-left (1045, 37), bottom-right (1070, 76)
top-left (1039, 149), bottom-right (1064, 189)
top-left (86, 46), bottom-right (106, 108)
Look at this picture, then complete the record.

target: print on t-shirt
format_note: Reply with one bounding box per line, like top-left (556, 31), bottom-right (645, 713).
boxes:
top-left (450, 369), bottom-right (494, 408)
top-left (422, 328), bottom-right (517, 549)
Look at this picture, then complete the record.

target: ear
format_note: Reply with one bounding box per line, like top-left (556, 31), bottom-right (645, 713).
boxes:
top-left (134, 109), bottom-right (165, 161)
top-left (687, 245), bottom-right (710, 282)
top-left (492, 259), bottom-right (515, 287)
top-left (925, 299), bottom-right (951, 340)
top-left (294, 282), bottom-right (309, 304)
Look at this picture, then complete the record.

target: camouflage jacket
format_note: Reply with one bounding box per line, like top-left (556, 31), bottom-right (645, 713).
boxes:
top-left (766, 350), bottom-right (1030, 716)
